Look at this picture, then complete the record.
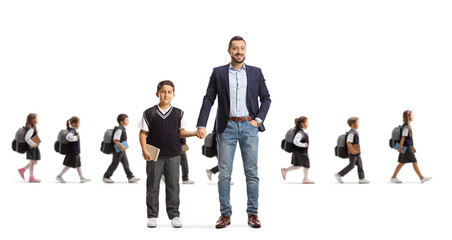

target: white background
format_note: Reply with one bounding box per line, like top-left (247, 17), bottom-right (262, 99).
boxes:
top-left (1, 1), bottom-right (451, 239)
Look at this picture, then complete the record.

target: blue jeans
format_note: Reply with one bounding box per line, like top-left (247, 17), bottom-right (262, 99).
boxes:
top-left (217, 120), bottom-right (259, 216)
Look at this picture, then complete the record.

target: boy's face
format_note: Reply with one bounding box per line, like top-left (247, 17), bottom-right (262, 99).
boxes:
top-left (156, 84), bottom-right (175, 105)
top-left (353, 120), bottom-right (360, 129)
top-left (121, 118), bottom-right (129, 127)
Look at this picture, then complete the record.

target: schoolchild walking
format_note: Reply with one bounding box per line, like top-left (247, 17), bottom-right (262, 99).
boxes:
top-left (138, 80), bottom-right (198, 228)
top-left (390, 110), bottom-right (432, 183)
top-left (103, 114), bottom-right (140, 183)
top-left (335, 117), bottom-right (370, 184)
top-left (18, 113), bottom-right (41, 183)
top-left (56, 117), bottom-right (91, 183)
top-left (281, 116), bottom-right (314, 184)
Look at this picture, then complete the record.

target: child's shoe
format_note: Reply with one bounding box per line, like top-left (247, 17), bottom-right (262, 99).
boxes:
top-left (80, 178), bottom-right (91, 183)
top-left (147, 218), bottom-right (157, 228)
top-left (29, 176), bottom-right (41, 183)
top-left (171, 217), bottom-right (183, 228)
top-left (128, 177), bottom-right (140, 183)
top-left (303, 179), bottom-right (315, 184)
top-left (56, 176), bottom-right (66, 183)
top-left (103, 178), bottom-right (114, 183)
top-left (206, 169), bottom-right (213, 181)
top-left (182, 179), bottom-right (195, 184)
top-left (421, 177), bottom-right (432, 184)
top-left (281, 168), bottom-right (287, 180)
top-left (359, 179), bottom-right (370, 184)
top-left (390, 177), bottom-right (402, 183)
top-left (18, 168), bottom-right (26, 180)
top-left (334, 173), bottom-right (343, 184)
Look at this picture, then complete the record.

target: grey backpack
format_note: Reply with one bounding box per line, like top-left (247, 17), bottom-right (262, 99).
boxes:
top-left (100, 128), bottom-right (116, 154)
top-left (389, 125), bottom-right (403, 148)
top-left (281, 128), bottom-right (296, 153)
top-left (54, 129), bottom-right (70, 155)
top-left (12, 127), bottom-right (27, 154)
top-left (335, 132), bottom-right (349, 159)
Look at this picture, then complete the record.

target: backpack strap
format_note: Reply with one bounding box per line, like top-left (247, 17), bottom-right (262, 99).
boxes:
top-left (144, 105), bottom-right (158, 131)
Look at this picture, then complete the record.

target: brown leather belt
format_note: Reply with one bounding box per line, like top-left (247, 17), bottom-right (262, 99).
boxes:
top-left (229, 116), bottom-right (253, 122)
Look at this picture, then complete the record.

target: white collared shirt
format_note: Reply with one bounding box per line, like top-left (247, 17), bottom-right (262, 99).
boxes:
top-left (138, 105), bottom-right (187, 132)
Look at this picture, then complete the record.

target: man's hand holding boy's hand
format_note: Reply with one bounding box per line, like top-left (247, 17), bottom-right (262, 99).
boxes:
top-left (196, 128), bottom-right (206, 139)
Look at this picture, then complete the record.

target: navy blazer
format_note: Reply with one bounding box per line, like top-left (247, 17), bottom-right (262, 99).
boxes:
top-left (197, 64), bottom-right (271, 133)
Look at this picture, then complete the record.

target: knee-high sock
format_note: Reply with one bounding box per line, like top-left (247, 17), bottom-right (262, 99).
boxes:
top-left (58, 166), bottom-right (70, 177)
top-left (286, 166), bottom-right (302, 172)
top-left (77, 167), bottom-right (84, 179)
top-left (303, 168), bottom-right (309, 180)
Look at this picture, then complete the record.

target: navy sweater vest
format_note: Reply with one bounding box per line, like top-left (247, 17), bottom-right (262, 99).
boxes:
top-left (68, 128), bottom-right (80, 155)
top-left (115, 125), bottom-right (127, 142)
top-left (294, 130), bottom-right (309, 153)
top-left (144, 106), bottom-right (182, 157)
top-left (402, 123), bottom-right (414, 146)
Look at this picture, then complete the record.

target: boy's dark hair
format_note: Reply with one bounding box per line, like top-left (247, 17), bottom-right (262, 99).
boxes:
top-left (117, 114), bottom-right (128, 124)
top-left (347, 117), bottom-right (360, 127)
top-left (157, 80), bottom-right (175, 93)
top-left (228, 36), bottom-right (246, 49)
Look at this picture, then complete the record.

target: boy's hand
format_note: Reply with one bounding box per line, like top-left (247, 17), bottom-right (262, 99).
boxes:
top-left (142, 151), bottom-right (152, 161)
top-left (196, 128), bottom-right (206, 139)
top-left (398, 147), bottom-right (403, 153)
top-left (120, 145), bottom-right (126, 152)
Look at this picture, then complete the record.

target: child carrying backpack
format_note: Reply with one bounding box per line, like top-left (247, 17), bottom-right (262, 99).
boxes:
top-left (17, 113), bottom-right (41, 183)
top-left (390, 110), bottom-right (432, 183)
top-left (280, 116), bottom-right (314, 184)
top-left (55, 117), bottom-right (91, 183)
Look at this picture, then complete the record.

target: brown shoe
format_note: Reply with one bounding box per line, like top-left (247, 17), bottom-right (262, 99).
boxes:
top-left (248, 215), bottom-right (261, 228)
top-left (215, 215), bottom-right (231, 229)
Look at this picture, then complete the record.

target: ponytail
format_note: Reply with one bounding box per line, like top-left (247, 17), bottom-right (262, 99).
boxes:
top-left (66, 116), bottom-right (80, 130)
top-left (294, 116), bottom-right (308, 132)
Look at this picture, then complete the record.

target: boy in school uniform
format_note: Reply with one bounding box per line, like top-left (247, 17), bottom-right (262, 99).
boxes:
top-left (103, 114), bottom-right (140, 183)
top-left (138, 80), bottom-right (198, 228)
top-left (335, 117), bottom-right (370, 184)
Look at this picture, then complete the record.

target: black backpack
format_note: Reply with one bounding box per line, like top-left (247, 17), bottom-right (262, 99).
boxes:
top-left (54, 129), bottom-right (71, 155)
top-left (12, 127), bottom-right (27, 154)
top-left (334, 132), bottom-right (349, 159)
top-left (389, 125), bottom-right (403, 148)
top-left (100, 127), bottom-right (116, 154)
top-left (281, 128), bottom-right (296, 153)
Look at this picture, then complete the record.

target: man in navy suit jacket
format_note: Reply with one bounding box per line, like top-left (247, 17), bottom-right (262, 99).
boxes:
top-left (196, 36), bottom-right (271, 229)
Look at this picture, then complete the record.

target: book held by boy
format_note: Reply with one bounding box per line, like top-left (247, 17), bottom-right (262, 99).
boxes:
top-left (394, 143), bottom-right (407, 153)
top-left (114, 141), bottom-right (129, 153)
top-left (145, 144), bottom-right (160, 162)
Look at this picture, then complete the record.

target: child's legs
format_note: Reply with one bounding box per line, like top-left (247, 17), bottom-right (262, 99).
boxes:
top-left (22, 163), bottom-right (30, 170)
top-left (119, 152), bottom-right (134, 179)
top-left (338, 155), bottom-right (358, 177)
top-left (285, 166), bottom-right (302, 172)
top-left (146, 158), bottom-right (165, 218)
top-left (29, 160), bottom-right (37, 177)
top-left (392, 163), bottom-right (405, 178)
top-left (303, 167), bottom-right (309, 180)
top-left (180, 153), bottom-right (189, 181)
top-left (164, 156), bottom-right (180, 219)
top-left (356, 155), bottom-right (365, 180)
top-left (58, 166), bottom-right (71, 177)
top-left (412, 162), bottom-right (424, 180)
top-left (103, 152), bottom-right (122, 179)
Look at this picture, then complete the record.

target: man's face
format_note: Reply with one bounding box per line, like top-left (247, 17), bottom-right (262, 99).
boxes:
top-left (228, 40), bottom-right (246, 64)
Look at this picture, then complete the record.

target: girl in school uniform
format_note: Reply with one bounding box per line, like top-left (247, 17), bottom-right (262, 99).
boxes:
top-left (56, 116), bottom-right (91, 183)
top-left (18, 113), bottom-right (41, 183)
top-left (281, 116), bottom-right (315, 184)
top-left (390, 110), bottom-right (432, 184)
